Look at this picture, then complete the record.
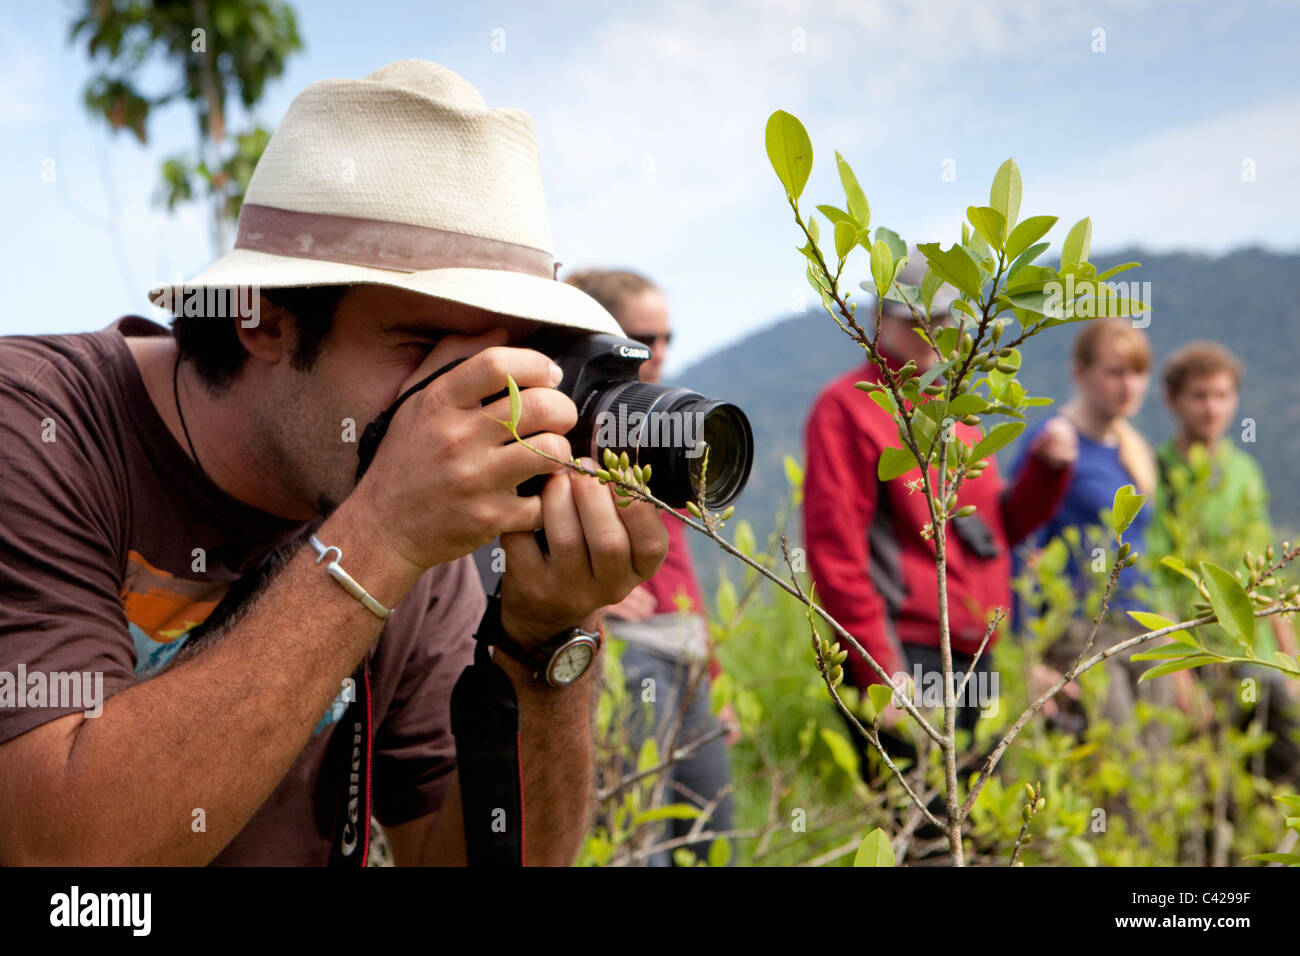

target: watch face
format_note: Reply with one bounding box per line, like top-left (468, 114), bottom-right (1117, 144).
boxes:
top-left (548, 639), bottom-right (596, 686)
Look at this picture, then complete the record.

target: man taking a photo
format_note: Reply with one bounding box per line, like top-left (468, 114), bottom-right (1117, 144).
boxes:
top-left (0, 59), bottom-right (667, 866)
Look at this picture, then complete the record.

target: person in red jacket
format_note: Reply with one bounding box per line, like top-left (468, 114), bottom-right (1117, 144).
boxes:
top-left (564, 268), bottom-right (734, 866)
top-left (803, 257), bottom-right (1077, 758)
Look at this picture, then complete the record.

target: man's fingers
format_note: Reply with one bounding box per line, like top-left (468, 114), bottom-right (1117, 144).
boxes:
top-left (438, 345), bottom-right (563, 410)
top-left (612, 496), bottom-right (669, 580)
top-left (537, 470), bottom-right (596, 582)
top-left (491, 434), bottom-right (574, 488)
top-left (568, 461), bottom-right (633, 584)
top-left (479, 386), bottom-right (577, 442)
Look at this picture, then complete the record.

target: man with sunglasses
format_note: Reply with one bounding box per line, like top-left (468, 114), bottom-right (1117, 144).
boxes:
top-left (565, 269), bottom-right (736, 865)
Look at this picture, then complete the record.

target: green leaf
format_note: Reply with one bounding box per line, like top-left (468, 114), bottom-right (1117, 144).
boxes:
top-left (989, 159), bottom-right (1022, 232)
top-left (1094, 261), bottom-right (1140, 281)
top-left (833, 219), bottom-right (856, 261)
top-left (967, 206), bottom-right (1006, 251)
top-left (783, 454), bottom-right (804, 489)
top-left (835, 152), bottom-right (870, 227)
top-left (1272, 651), bottom-right (1300, 674)
top-left (1128, 610), bottom-right (1200, 648)
top-left (947, 393), bottom-right (988, 418)
top-left (1060, 216), bottom-right (1093, 270)
top-left (870, 240), bottom-right (894, 298)
top-left (867, 682), bottom-right (896, 719)
top-left (971, 421), bottom-right (1025, 461)
top-left (853, 828), bottom-right (895, 867)
top-left (878, 445), bottom-right (918, 480)
top-left (707, 837), bottom-right (732, 868)
top-left (820, 727), bottom-right (860, 779)
top-left (1138, 655), bottom-right (1217, 682)
top-left (716, 576), bottom-right (738, 623)
top-left (1245, 852), bottom-right (1300, 865)
top-left (636, 737), bottom-right (659, 774)
top-left (817, 204), bottom-right (851, 225)
top-left (632, 803), bottom-right (702, 825)
top-left (765, 110), bottom-right (813, 201)
top-left (1132, 644), bottom-right (1201, 661)
top-left (732, 523), bottom-right (757, 564)
top-left (1004, 215), bottom-right (1058, 263)
top-left (875, 226), bottom-right (906, 261)
top-left (916, 241), bottom-right (982, 301)
top-left (506, 373), bottom-right (522, 430)
top-left (710, 671), bottom-right (734, 712)
top-left (1200, 561), bottom-right (1257, 649)
top-left (1007, 241), bottom-right (1050, 282)
top-left (920, 267), bottom-right (943, 314)
top-left (1161, 555), bottom-right (1201, 584)
top-left (1110, 483), bottom-right (1145, 540)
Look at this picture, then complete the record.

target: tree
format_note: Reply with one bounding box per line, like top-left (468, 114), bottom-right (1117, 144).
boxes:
top-left (70, 0), bottom-right (302, 256)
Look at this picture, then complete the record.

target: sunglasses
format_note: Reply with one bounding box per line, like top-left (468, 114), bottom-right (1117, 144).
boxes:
top-left (628, 331), bottom-right (673, 347)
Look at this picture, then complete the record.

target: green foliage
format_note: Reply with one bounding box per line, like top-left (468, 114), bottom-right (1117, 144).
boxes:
top-left (70, 0), bottom-right (302, 248)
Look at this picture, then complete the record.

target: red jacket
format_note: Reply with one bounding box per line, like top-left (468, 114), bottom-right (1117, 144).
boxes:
top-left (802, 353), bottom-right (1071, 687)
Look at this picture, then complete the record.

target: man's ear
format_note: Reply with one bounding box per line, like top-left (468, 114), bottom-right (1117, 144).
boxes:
top-left (235, 294), bottom-right (293, 365)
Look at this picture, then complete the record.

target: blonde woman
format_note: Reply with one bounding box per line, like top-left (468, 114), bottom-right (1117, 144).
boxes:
top-left (1012, 317), bottom-right (1174, 734)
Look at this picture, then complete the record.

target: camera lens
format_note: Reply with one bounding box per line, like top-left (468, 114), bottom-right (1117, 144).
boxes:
top-left (579, 382), bottom-right (753, 510)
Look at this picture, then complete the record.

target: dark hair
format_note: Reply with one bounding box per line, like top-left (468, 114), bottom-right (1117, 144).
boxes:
top-left (1162, 340), bottom-right (1243, 399)
top-left (171, 285), bottom-right (350, 390)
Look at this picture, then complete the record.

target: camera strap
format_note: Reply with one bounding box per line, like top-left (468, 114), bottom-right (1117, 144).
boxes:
top-left (355, 358), bottom-right (467, 483)
top-left (356, 360), bottom-right (526, 868)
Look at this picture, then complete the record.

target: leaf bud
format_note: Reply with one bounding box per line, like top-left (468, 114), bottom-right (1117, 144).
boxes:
top-left (955, 505), bottom-right (977, 518)
top-left (603, 448), bottom-right (619, 470)
top-left (996, 363), bottom-right (1018, 373)
top-left (721, 505), bottom-right (736, 521)
top-left (1024, 783), bottom-right (1036, 802)
top-left (686, 501), bottom-right (702, 517)
top-left (619, 450), bottom-right (630, 471)
top-left (1035, 797), bottom-right (1045, 811)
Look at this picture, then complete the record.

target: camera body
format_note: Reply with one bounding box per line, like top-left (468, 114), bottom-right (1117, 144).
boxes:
top-left (521, 331), bottom-right (753, 510)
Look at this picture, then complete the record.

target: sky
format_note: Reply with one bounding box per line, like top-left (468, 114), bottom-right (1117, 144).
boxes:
top-left (2, 0), bottom-right (1298, 373)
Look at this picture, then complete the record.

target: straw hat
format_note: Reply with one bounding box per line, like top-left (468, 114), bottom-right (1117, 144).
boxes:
top-left (149, 59), bottom-right (622, 335)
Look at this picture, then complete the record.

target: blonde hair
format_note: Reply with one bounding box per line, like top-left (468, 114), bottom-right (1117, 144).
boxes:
top-left (1072, 319), bottom-right (1157, 499)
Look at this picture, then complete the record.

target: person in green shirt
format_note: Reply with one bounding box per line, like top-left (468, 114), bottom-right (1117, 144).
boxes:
top-left (1150, 341), bottom-right (1298, 783)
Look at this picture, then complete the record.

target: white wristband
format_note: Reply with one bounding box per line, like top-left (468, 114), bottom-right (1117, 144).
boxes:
top-left (309, 535), bottom-right (393, 620)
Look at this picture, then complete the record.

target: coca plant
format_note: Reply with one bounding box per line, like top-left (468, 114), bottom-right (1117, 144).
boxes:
top-left (761, 108), bottom-right (1300, 866)
top-left (498, 110), bottom-right (1300, 867)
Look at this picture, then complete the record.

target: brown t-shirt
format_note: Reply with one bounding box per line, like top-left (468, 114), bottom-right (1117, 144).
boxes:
top-left (0, 316), bottom-right (482, 864)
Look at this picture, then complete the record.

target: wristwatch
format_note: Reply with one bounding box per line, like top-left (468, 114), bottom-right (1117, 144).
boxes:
top-left (478, 594), bottom-right (602, 688)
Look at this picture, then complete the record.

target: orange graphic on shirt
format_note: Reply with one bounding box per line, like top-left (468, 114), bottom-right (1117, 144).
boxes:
top-left (120, 549), bottom-right (229, 643)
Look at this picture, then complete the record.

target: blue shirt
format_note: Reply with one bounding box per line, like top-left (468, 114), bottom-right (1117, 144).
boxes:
top-left (1012, 417), bottom-right (1151, 613)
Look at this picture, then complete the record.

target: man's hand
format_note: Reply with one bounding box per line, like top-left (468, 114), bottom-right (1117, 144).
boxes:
top-left (603, 584), bottom-right (658, 622)
top-left (498, 459), bottom-right (669, 647)
top-left (350, 330), bottom-right (577, 573)
top-left (1031, 415), bottom-right (1079, 469)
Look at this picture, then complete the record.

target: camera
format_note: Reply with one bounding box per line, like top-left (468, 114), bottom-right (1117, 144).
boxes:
top-left (519, 331), bottom-right (753, 510)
